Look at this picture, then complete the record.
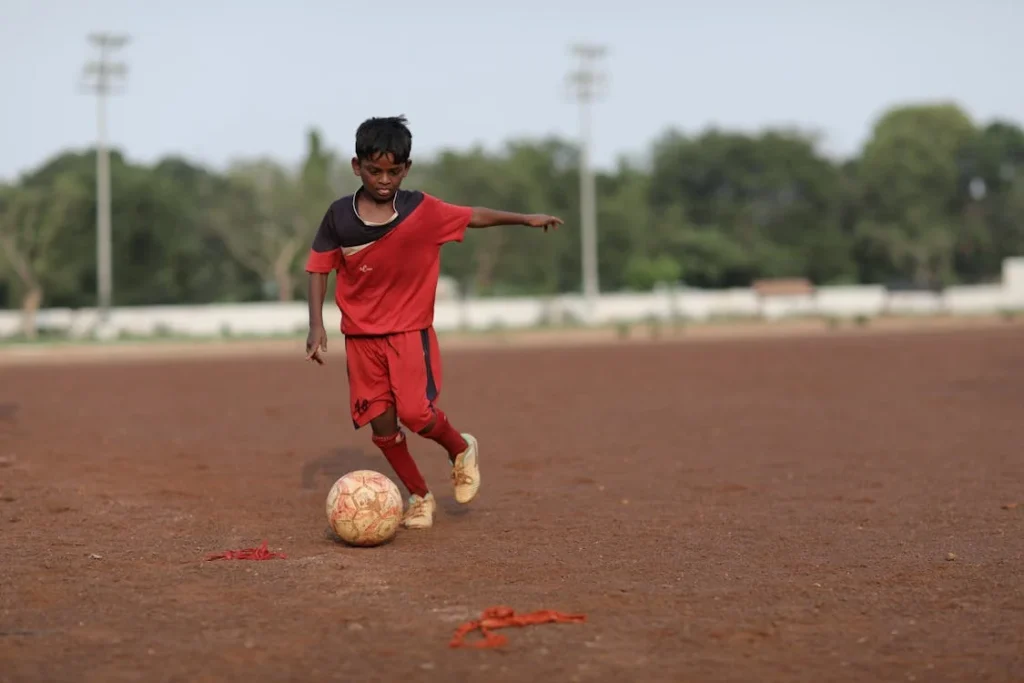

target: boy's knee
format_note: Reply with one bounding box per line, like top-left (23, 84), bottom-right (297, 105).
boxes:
top-left (416, 413), bottom-right (438, 436)
top-left (369, 405), bottom-right (400, 437)
top-left (397, 404), bottom-right (434, 434)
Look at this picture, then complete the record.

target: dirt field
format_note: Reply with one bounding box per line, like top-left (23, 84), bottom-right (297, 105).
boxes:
top-left (1, 313), bottom-right (1020, 366)
top-left (1, 325), bottom-right (1023, 682)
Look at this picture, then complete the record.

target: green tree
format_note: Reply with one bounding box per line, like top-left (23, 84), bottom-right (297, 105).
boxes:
top-left (856, 103), bottom-right (977, 285)
top-left (150, 157), bottom-right (265, 303)
top-left (647, 128), bottom-right (848, 285)
top-left (8, 150), bottom-right (261, 311)
top-left (210, 129), bottom-right (339, 301)
top-left (952, 121), bottom-right (1024, 281)
top-left (2, 99), bottom-right (1021, 318)
top-left (414, 139), bottom-right (577, 296)
top-left (0, 176), bottom-right (88, 336)
top-left (623, 253), bottom-right (681, 291)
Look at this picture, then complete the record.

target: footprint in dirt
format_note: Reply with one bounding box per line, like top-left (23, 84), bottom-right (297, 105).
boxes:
top-left (0, 404), bottom-right (19, 441)
top-left (300, 447), bottom-right (380, 490)
top-left (0, 403), bottom-right (18, 423)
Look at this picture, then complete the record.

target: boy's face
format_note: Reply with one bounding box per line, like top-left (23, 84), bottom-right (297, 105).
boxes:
top-left (352, 153), bottom-right (411, 202)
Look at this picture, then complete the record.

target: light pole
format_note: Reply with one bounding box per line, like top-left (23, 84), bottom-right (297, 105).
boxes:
top-left (83, 32), bottom-right (129, 324)
top-left (566, 43), bottom-right (607, 315)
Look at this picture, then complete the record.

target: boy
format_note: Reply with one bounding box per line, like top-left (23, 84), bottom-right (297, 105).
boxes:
top-left (304, 115), bottom-right (563, 530)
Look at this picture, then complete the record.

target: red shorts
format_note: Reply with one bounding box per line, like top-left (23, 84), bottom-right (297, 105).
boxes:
top-left (344, 327), bottom-right (443, 432)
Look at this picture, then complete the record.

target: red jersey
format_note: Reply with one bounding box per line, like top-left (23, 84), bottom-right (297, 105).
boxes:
top-left (304, 189), bottom-right (472, 336)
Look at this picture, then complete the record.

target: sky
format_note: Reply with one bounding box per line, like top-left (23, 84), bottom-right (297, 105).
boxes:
top-left (1, 0), bottom-right (1020, 182)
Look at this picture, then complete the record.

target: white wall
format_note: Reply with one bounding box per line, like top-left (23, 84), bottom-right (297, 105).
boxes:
top-left (1005, 257), bottom-right (1024, 295)
top-left (3, 258), bottom-right (1023, 340)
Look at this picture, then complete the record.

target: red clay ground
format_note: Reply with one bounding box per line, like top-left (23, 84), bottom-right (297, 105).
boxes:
top-left (1, 326), bottom-right (1023, 682)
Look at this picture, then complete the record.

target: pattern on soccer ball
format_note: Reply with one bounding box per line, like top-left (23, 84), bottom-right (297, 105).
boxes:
top-left (326, 470), bottom-right (402, 547)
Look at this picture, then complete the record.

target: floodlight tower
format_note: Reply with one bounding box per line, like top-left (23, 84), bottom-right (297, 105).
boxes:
top-left (566, 43), bottom-right (608, 314)
top-left (83, 32), bottom-right (129, 323)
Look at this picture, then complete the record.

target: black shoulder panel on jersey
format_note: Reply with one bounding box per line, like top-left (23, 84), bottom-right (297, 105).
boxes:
top-left (324, 189), bottom-right (425, 249)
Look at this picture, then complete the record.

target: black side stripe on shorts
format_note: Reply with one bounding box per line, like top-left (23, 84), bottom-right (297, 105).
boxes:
top-left (420, 329), bottom-right (438, 402)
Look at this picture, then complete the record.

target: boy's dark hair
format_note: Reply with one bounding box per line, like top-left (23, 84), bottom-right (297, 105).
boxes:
top-left (355, 115), bottom-right (413, 164)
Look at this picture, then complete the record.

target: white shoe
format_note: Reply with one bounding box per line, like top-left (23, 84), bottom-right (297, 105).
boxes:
top-left (402, 493), bottom-right (436, 529)
top-left (451, 434), bottom-right (480, 504)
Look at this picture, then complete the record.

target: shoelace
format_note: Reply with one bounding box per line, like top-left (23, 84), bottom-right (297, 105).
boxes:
top-left (452, 468), bottom-right (474, 486)
top-left (451, 460), bottom-right (475, 486)
top-left (405, 500), bottom-right (429, 518)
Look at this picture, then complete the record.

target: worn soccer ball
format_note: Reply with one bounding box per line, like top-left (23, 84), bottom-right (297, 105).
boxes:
top-left (325, 470), bottom-right (403, 547)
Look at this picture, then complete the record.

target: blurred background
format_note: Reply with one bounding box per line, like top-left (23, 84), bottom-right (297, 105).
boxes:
top-left (1, 0), bottom-right (1022, 340)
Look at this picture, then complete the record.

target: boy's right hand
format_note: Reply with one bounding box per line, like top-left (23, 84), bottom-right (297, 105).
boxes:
top-left (306, 324), bottom-right (328, 365)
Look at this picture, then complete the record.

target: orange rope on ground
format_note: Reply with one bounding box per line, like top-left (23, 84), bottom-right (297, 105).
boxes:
top-left (449, 606), bottom-right (586, 649)
top-left (205, 540), bottom-right (286, 561)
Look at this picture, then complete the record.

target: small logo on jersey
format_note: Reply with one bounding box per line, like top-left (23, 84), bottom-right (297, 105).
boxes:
top-left (358, 264), bottom-right (373, 273)
top-left (354, 399), bottom-right (370, 415)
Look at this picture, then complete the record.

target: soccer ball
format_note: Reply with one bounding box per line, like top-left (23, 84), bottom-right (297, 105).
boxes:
top-left (325, 470), bottom-right (403, 547)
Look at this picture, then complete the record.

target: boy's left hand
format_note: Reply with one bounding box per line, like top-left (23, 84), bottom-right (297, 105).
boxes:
top-left (524, 214), bottom-right (564, 232)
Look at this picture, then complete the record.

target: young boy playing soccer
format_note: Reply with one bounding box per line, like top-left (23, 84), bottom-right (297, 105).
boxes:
top-left (304, 116), bottom-right (563, 530)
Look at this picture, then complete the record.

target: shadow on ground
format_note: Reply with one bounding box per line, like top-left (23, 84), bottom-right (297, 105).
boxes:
top-left (299, 447), bottom-right (381, 490)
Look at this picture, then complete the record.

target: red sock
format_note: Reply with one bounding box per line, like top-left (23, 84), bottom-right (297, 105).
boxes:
top-left (372, 431), bottom-right (428, 497)
top-left (421, 409), bottom-right (468, 461)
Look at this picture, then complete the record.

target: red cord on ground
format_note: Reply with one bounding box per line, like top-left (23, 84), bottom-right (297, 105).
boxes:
top-left (205, 540), bottom-right (286, 561)
top-left (449, 606), bottom-right (586, 649)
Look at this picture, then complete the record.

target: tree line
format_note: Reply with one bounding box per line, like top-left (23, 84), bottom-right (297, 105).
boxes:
top-left (1, 101), bottom-right (1023, 337)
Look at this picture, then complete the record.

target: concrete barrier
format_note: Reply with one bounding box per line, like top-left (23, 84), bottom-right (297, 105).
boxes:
top-left (2, 257), bottom-right (1022, 340)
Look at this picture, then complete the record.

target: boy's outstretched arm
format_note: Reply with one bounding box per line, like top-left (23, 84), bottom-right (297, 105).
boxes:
top-left (468, 208), bottom-right (563, 232)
